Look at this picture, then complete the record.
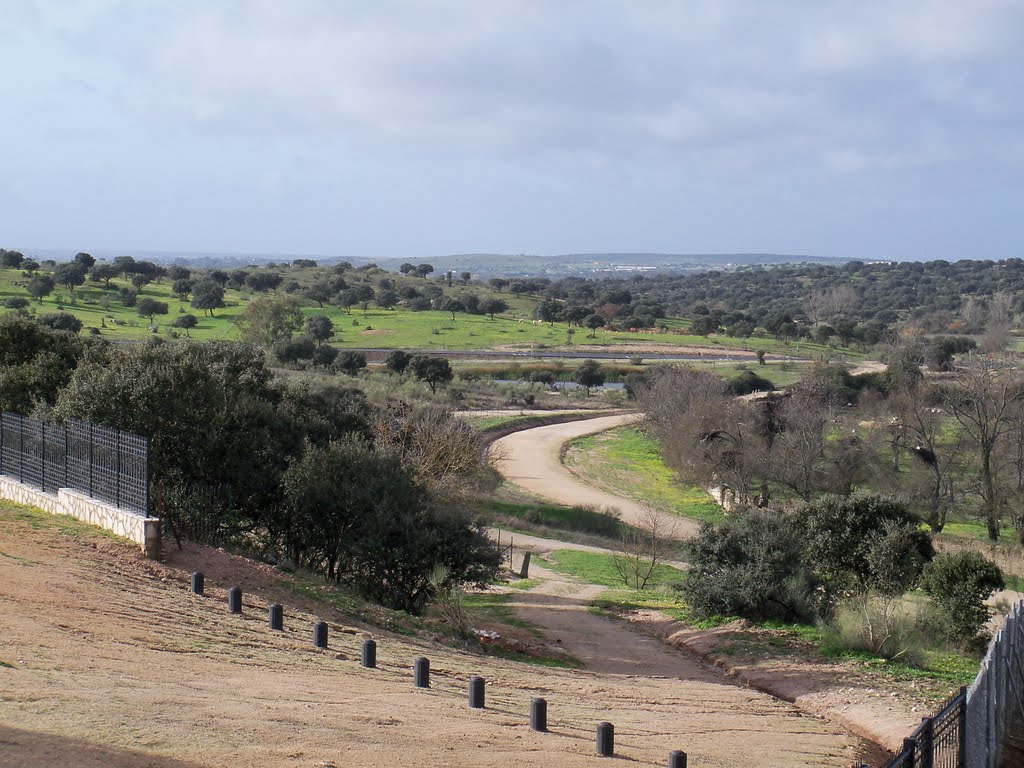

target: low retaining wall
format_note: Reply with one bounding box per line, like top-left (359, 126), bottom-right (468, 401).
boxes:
top-left (0, 476), bottom-right (160, 559)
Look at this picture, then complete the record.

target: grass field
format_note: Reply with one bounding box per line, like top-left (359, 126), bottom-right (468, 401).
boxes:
top-left (544, 549), bottom-right (687, 589)
top-left (0, 265), bottom-right (856, 357)
top-left (563, 426), bottom-right (726, 524)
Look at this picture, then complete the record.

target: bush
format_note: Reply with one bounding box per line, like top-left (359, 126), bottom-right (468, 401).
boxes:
top-left (334, 351), bottom-right (368, 376)
top-left (5, 297), bottom-right (29, 310)
top-left (921, 551), bottom-right (1004, 646)
top-left (827, 594), bottom-right (926, 663)
top-left (725, 369), bottom-right (774, 395)
top-left (385, 349), bottom-right (412, 374)
top-left (795, 494), bottom-right (932, 598)
top-left (37, 312), bottom-right (83, 333)
top-left (273, 336), bottom-right (316, 364)
top-left (684, 509), bottom-right (819, 622)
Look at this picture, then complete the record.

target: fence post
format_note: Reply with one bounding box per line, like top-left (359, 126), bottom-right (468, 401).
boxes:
top-left (520, 551), bottom-right (531, 579)
top-left (190, 571), bottom-right (204, 595)
top-left (19, 413), bottom-right (24, 483)
top-left (40, 422), bottom-right (45, 491)
top-left (268, 603), bottom-right (283, 630)
top-left (313, 620), bottom-right (328, 649)
top-left (919, 717), bottom-right (934, 768)
top-left (958, 686), bottom-right (968, 768)
top-left (144, 436), bottom-right (150, 516)
top-left (902, 737), bottom-right (916, 766)
top-left (228, 586), bottom-right (242, 614)
top-left (668, 751), bottom-right (687, 768)
top-left (361, 638), bottom-right (376, 668)
top-left (63, 424), bottom-right (69, 489)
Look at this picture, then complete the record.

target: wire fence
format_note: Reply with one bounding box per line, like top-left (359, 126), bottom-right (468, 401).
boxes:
top-left (0, 412), bottom-right (149, 516)
top-left (964, 600), bottom-right (1024, 768)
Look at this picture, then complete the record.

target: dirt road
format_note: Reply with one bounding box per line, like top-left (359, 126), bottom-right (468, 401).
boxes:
top-left (491, 413), bottom-right (699, 536)
top-left (0, 504), bottom-right (866, 767)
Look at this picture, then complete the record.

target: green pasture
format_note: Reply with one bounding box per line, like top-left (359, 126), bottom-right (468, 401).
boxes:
top-left (0, 266), bottom-right (855, 357)
top-left (544, 549), bottom-right (687, 589)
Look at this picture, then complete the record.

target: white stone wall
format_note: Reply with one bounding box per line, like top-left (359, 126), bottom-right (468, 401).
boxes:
top-left (0, 477), bottom-right (159, 558)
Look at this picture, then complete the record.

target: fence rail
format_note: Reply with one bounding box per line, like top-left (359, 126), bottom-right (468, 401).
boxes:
top-left (0, 412), bottom-right (149, 516)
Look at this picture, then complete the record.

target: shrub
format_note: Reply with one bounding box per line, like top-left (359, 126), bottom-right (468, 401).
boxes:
top-left (37, 312), bottom-right (83, 333)
top-left (5, 297), bottom-right (29, 310)
top-left (826, 594), bottom-right (926, 663)
top-left (385, 349), bottom-right (412, 374)
top-left (920, 551), bottom-right (1004, 646)
top-left (273, 336), bottom-right (316, 364)
top-left (684, 509), bottom-right (819, 622)
top-left (795, 494), bottom-right (932, 597)
top-left (334, 351), bottom-right (368, 376)
top-left (725, 369), bottom-right (774, 395)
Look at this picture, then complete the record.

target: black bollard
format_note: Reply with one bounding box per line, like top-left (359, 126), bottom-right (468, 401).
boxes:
top-left (413, 657), bottom-right (430, 688)
top-left (596, 722), bottom-right (614, 757)
top-left (227, 586), bottom-right (242, 614)
top-left (468, 676), bottom-right (485, 709)
top-left (361, 638), bottom-right (376, 668)
top-left (190, 571), bottom-right (204, 595)
top-left (669, 750), bottom-right (687, 768)
top-left (268, 603), bottom-right (283, 631)
top-left (519, 551), bottom-right (531, 579)
top-left (530, 698), bottom-right (547, 732)
top-left (313, 620), bottom-right (328, 649)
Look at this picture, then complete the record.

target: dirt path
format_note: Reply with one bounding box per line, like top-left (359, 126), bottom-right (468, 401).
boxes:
top-left (0, 506), bottom-right (865, 767)
top-left (491, 413), bottom-right (699, 536)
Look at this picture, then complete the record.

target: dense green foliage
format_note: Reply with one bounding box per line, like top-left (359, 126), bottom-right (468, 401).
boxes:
top-left (921, 552), bottom-right (1005, 646)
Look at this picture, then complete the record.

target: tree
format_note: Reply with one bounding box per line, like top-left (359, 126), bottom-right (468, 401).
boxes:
top-left (584, 314), bottom-right (604, 338)
top-left (480, 297), bottom-right (508, 319)
top-left (947, 356), bottom-right (1023, 541)
top-left (131, 274), bottom-right (152, 291)
top-left (119, 287), bottom-right (138, 307)
top-left (1, 250), bottom-right (25, 269)
top-left (90, 263), bottom-right (119, 288)
top-left (311, 345), bottom-right (338, 367)
top-left (303, 282), bottom-right (332, 308)
top-left (399, 263), bottom-right (416, 275)
top-left (137, 298), bottom-right (169, 323)
top-left (4, 297), bottom-right (29, 310)
top-left (572, 359), bottom-right (605, 396)
top-left (612, 507), bottom-right (675, 589)
top-left (191, 279), bottom-right (225, 317)
top-left (335, 351), bottom-right (368, 376)
top-left (171, 314), bottom-right (198, 337)
top-left (273, 336), bottom-right (316, 364)
top-left (167, 266), bottom-right (191, 282)
top-left (410, 355), bottom-right (453, 393)
top-left (338, 288), bottom-right (361, 314)
top-left (172, 279), bottom-right (193, 300)
top-left (415, 263), bottom-right (434, 278)
top-left (535, 298), bottom-right (561, 326)
top-left (54, 262), bottom-right (87, 293)
top-left (488, 278), bottom-right (508, 292)
top-left (27, 275), bottom-right (55, 303)
top-left (0, 313), bottom-right (88, 413)
top-left (245, 271), bottom-right (284, 293)
top-left (236, 296), bottom-right (305, 345)
top-left (385, 349), bottom-right (412, 374)
top-left (73, 252), bottom-right (96, 269)
top-left (377, 289), bottom-right (399, 310)
top-left (459, 271), bottom-right (472, 285)
top-left (305, 315), bottom-right (334, 345)
top-left (440, 297), bottom-right (464, 320)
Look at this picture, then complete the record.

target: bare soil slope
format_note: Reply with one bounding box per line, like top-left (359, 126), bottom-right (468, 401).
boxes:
top-left (0, 504), bottom-right (865, 767)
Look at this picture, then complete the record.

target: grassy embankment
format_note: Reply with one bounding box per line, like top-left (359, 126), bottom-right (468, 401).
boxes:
top-left (563, 425), bottom-right (726, 525)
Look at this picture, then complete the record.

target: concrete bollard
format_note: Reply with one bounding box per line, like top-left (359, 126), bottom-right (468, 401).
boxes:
top-left (227, 586), bottom-right (242, 614)
top-left (268, 603), bottom-right (283, 631)
top-left (596, 722), bottom-right (614, 757)
top-left (413, 657), bottom-right (430, 688)
top-left (519, 551), bottom-right (531, 579)
top-left (313, 620), bottom-right (328, 649)
top-left (361, 638), bottom-right (376, 668)
top-left (190, 571), bottom-right (204, 595)
top-left (530, 698), bottom-right (547, 732)
top-left (468, 676), bottom-right (485, 709)
top-left (669, 750), bottom-right (687, 768)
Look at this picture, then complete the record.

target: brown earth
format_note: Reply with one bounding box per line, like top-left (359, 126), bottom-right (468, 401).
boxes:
top-left (0, 504), bottom-right (865, 768)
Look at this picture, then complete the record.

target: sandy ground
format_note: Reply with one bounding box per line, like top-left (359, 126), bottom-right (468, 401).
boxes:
top-left (0, 510), bottom-right (866, 768)
top-left (490, 413), bottom-right (698, 537)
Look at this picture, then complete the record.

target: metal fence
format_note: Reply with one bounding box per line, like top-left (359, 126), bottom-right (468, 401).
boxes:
top-left (0, 412), bottom-right (149, 515)
top-left (882, 688), bottom-right (967, 768)
top-left (964, 600), bottom-right (1024, 768)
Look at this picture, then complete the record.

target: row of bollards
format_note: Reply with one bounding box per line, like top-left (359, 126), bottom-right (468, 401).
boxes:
top-left (190, 572), bottom-right (687, 763)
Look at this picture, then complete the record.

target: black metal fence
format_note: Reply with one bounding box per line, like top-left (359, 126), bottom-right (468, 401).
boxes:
top-left (879, 688), bottom-right (966, 768)
top-left (0, 412), bottom-right (149, 515)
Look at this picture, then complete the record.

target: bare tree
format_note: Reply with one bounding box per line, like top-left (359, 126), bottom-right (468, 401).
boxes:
top-left (612, 507), bottom-right (676, 590)
top-left (947, 356), bottom-right (1024, 541)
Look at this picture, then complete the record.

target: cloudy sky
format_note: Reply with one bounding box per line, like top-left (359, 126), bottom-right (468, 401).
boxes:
top-left (2, 1), bottom-right (1022, 261)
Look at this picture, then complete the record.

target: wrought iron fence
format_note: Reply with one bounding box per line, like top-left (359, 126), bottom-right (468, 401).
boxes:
top-left (0, 412), bottom-right (149, 516)
top-left (881, 688), bottom-right (967, 768)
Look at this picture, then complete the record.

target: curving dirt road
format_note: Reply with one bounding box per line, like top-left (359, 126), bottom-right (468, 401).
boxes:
top-left (491, 412), bottom-right (700, 537)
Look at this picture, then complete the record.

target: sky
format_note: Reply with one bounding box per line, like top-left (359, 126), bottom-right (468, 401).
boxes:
top-left (1, 0), bottom-right (1022, 262)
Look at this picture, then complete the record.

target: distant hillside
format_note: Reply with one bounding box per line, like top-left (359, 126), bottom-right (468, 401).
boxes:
top-left (16, 248), bottom-right (848, 277)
